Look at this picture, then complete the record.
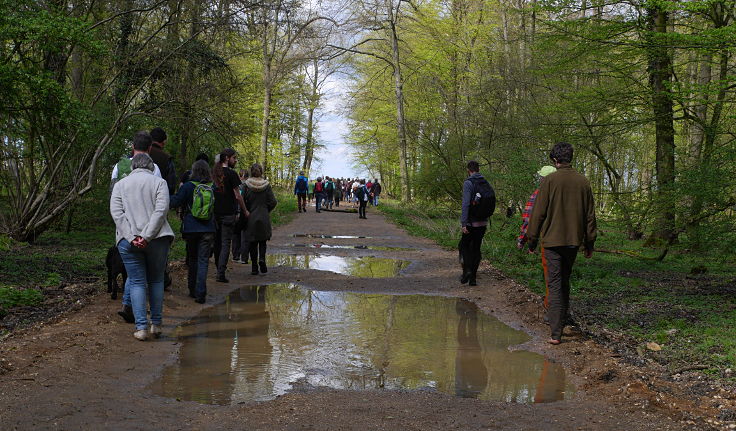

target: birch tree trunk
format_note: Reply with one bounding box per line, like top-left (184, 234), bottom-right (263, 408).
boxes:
top-left (302, 59), bottom-right (318, 173)
top-left (386, 0), bottom-right (411, 201)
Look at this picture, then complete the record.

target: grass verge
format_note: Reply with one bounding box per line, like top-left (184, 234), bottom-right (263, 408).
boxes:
top-left (379, 199), bottom-right (736, 375)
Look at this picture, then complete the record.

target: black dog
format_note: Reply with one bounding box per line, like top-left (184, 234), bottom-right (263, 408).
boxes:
top-left (106, 246), bottom-right (126, 300)
top-left (106, 246), bottom-right (172, 300)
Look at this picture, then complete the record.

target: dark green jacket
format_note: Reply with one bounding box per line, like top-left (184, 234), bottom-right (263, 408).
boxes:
top-left (527, 166), bottom-right (597, 250)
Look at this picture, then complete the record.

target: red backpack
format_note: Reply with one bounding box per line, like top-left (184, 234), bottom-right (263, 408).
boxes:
top-left (315, 182), bottom-right (324, 193)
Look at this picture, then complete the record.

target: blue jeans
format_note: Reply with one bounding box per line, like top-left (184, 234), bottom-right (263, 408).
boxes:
top-left (122, 278), bottom-right (131, 307)
top-left (117, 237), bottom-right (171, 330)
top-left (185, 232), bottom-right (214, 300)
top-left (373, 195), bottom-right (379, 206)
top-left (315, 193), bottom-right (325, 212)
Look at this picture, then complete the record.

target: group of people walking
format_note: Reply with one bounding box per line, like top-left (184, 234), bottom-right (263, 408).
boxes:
top-left (109, 132), bottom-right (592, 346)
top-left (294, 173), bottom-right (381, 219)
top-left (459, 142), bottom-right (597, 345)
top-left (109, 129), bottom-right (277, 341)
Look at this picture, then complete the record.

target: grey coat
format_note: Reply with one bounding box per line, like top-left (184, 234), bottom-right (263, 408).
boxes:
top-left (244, 178), bottom-right (277, 241)
top-left (110, 168), bottom-right (175, 245)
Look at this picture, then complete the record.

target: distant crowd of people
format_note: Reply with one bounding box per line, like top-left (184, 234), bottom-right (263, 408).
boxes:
top-left (293, 173), bottom-right (381, 219)
top-left (109, 129), bottom-right (276, 341)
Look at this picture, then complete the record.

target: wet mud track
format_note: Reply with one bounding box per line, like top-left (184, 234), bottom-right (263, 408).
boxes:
top-left (0, 203), bottom-right (698, 430)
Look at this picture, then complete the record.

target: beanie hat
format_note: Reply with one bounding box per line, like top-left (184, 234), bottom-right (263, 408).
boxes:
top-left (537, 165), bottom-right (557, 177)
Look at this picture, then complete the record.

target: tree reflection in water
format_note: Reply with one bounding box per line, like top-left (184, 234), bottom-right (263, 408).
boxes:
top-left (151, 284), bottom-right (571, 405)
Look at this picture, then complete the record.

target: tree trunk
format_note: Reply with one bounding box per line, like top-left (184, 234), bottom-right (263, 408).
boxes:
top-left (260, 81), bottom-right (272, 175)
top-left (386, 0), bottom-right (411, 201)
top-left (179, 0), bottom-right (202, 168)
top-left (302, 59), bottom-right (318, 174)
top-left (647, 6), bottom-right (676, 243)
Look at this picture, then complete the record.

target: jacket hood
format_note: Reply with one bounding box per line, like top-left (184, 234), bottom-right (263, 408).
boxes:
top-left (468, 172), bottom-right (484, 180)
top-left (245, 177), bottom-right (270, 192)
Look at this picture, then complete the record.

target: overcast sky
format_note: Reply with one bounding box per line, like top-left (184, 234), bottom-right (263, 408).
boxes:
top-left (309, 73), bottom-right (368, 180)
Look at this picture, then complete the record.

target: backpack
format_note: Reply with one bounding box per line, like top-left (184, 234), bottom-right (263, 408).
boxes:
top-left (296, 177), bottom-right (307, 192)
top-left (315, 182), bottom-right (324, 193)
top-left (468, 177), bottom-right (496, 219)
top-left (325, 181), bottom-right (334, 192)
top-left (356, 186), bottom-right (368, 201)
top-left (116, 156), bottom-right (132, 180)
top-left (190, 181), bottom-right (215, 221)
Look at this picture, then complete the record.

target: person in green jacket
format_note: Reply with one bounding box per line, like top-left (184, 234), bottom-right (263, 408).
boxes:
top-left (308, 179), bottom-right (315, 203)
top-left (527, 142), bottom-right (597, 345)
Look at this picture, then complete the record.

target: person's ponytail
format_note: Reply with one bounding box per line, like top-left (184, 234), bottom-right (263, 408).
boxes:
top-left (213, 148), bottom-right (236, 189)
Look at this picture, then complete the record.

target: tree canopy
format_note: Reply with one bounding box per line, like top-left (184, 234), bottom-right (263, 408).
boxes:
top-left (1, 0), bottom-right (735, 251)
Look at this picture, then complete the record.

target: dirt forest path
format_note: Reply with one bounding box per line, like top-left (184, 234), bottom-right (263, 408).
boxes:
top-left (0, 200), bottom-right (693, 430)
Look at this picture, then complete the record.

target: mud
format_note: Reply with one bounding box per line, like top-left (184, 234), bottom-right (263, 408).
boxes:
top-left (0, 202), bottom-right (725, 430)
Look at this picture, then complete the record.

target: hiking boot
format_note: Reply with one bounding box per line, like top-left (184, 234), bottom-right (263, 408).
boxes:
top-left (459, 271), bottom-right (470, 284)
top-left (216, 276), bottom-right (229, 283)
top-left (149, 324), bottom-right (162, 339)
top-left (194, 297), bottom-right (206, 304)
top-left (118, 305), bottom-right (134, 323)
top-left (259, 261), bottom-right (268, 274)
top-left (133, 329), bottom-right (148, 341)
top-left (469, 276), bottom-right (477, 286)
top-left (251, 263), bottom-right (259, 275)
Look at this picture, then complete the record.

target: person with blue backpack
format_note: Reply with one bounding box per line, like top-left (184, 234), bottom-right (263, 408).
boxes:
top-left (324, 176), bottom-right (335, 209)
top-left (459, 160), bottom-right (496, 286)
top-left (169, 160), bottom-right (221, 304)
top-left (294, 171), bottom-right (308, 213)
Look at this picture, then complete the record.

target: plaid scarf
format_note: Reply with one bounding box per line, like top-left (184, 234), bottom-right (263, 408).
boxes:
top-left (517, 188), bottom-right (539, 246)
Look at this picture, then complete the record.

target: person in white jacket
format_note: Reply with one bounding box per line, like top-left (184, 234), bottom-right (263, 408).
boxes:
top-left (110, 143), bottom-right (174, 341)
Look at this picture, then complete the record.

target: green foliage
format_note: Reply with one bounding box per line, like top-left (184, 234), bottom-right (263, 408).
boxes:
top-left (346, 0), bottom-right (736, 248)
top-left (271, 189), bottom-right (298, 227)
top-left (0, 287), bottom-right (43, 318)
top-left (0, 235), bottom-right (13, 252)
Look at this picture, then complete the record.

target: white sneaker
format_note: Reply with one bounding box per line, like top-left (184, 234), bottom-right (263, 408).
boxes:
top-left (133, 329), bottom-right (148, 341)
top-left (150, 324), bottom-right (162, 338)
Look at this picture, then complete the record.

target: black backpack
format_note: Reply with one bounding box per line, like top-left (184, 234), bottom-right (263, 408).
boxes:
top-left (468, 177), bottom-right (496, 219)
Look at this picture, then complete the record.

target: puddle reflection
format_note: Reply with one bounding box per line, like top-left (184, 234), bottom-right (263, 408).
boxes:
top-left (266, 254), bottom-right (410, 277)
top-left (151, 284), bottom-right (571, 405)
top-left (292, 234), bottom-right (372, 239)
top-left (287, 244), bottom-right (414, 251)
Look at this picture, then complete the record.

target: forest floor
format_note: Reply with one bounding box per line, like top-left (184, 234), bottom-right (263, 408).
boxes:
top-left (0, 198), bottom-right (733, 430)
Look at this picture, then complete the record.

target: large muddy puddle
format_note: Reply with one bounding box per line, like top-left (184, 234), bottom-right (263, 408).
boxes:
top-left (151, 284), bottom-right (571, 405)
top-left (266, 254), bottom-right (410, 277)
top-left (292, 234), bottom-right (372, 239)
top-left (287, 244), bottom-right (414, 251)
